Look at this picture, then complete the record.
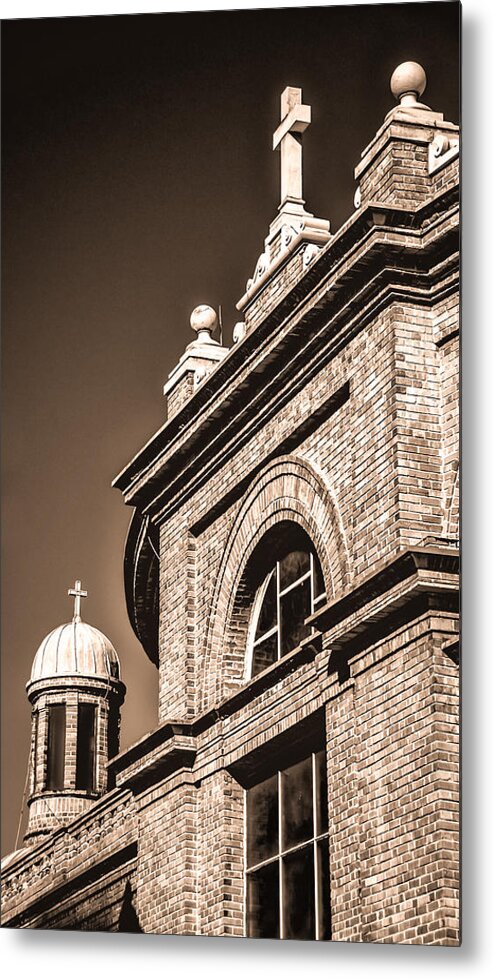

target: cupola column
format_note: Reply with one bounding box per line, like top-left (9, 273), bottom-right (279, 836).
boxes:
top-left (23, 580), bottom-right (125, 846)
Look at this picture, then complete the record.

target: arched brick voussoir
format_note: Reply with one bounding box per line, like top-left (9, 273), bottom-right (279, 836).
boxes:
top-left (199, 455), bottom-right (351, 712)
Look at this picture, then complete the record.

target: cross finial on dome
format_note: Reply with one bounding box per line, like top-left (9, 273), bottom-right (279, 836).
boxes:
top-left (68, 579), bottom-right (87, 622)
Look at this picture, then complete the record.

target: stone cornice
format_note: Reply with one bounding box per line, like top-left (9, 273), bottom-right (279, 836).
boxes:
top-left (309, 544), bottom-right (459, 658)
top-left (113, 188), bottom-right (459, 523)
top-left (109, 724), bottom-right (196, 792)
top-left (147, 254), bottom-right (458, 528)
top-left (26, 673), bottom-right (126, 705)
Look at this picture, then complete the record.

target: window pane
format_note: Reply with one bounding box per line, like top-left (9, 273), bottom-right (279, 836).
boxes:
top-left (251, 631), bottom-right (278, 677)
top-left (279, 550), bottom-right (310, 592)
top-left (246, 861), bottom-right (280, 939)
top-left (281, 756), bottom-right (313, 851)
top-left (247, 774), bottom-right (279, 867)
top-left (314, 750), bottom-right (328, 836)
top-left (255, 570), bottom-right (277, 641)
top-left (76, 703), bottom-right (96, 792)
top-left (280, 579), bottom-right (311, 655)
top-left (283, 844), bottom-right (315, 940)
top-left (312, 552), bottom-right (326, 600)
top-left (46, 704), bottom-right (66, 790)
top-left (317, 839), bottom-right (332, 940)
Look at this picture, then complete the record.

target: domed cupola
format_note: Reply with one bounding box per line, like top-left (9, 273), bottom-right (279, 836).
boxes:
top-left (30, 620), bottom-right (121, 684)
top-left (24, 581), bottom-right (126, 846)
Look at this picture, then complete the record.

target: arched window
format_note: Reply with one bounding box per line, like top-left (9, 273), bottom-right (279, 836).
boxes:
top-left (246, 529), bottom-right (326, 679)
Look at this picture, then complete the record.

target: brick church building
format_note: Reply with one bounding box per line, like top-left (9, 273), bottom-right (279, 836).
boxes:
top-left (1, 62), bottom-right (460, 945)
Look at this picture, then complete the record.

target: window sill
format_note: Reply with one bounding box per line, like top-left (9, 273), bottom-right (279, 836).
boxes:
top-left (218, 631), bottom-right (322, 720)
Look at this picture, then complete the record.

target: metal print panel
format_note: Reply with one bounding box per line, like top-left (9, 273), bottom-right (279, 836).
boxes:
top-left (1, 2), bottom-right (460, 945)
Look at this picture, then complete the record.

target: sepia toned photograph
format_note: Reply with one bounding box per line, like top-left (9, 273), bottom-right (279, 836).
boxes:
top-left (1, 1), bottom-right (460, 947)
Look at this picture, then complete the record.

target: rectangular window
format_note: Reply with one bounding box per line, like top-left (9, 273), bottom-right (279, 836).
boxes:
top-left (46, 704), bottom-right (66, 790)
top-left (245, 749), bottom-right (331, 940)
top-left (76, 702), bottom-right (96, 792)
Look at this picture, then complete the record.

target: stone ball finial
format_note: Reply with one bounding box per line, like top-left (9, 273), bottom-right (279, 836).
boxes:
top-left (190, 304), bottom-right (218, 339)
top-left (390, 61), bottom-right (427, 105)
top-left (190, 304), bottom-right (218, 346)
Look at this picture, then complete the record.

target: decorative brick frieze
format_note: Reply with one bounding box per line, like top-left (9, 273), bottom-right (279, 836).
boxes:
top-left (1, 789), bottom-right (136, 925)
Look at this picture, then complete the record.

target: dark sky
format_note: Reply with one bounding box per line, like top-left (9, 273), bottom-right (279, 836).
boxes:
top-left (1, 2), bottom-right (460, 856)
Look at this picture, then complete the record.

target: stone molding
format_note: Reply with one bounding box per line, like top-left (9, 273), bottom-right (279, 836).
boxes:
top-left (310, 544), bottom-right (459, 654)
top-left (113, 190), bottom-right (459, 525)
top-left (237, 215), bottom-right (331, 312)
top-left (428, 132), bottom-right (459, 175)
top-left (26, 673), bottom-right (126, 704)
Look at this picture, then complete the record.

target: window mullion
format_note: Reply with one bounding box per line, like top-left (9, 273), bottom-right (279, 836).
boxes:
top-left (278, 769), bottom-right (284, 939)
top-left (312, 753), bottom-right (320, 940)
top-left (278, 570), bottom-right (311, 598)
top-left (245, 851), bottom-right (281, 874)
top-left (252, 623), bottom-right (278, 647)
top-left (310, 555), bottom-right (315, 644)
top-left (276, 562), bottom-right (281, 662)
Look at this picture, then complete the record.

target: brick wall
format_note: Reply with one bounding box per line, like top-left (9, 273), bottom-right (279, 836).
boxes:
top-left (197, 770), bottom-right (244, 937)
top-left (135, 773), bottom-right (198, 934)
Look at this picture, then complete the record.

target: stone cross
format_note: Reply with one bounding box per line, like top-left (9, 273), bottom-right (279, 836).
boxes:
top-left (273, 86), bottom-right (311, 206)
top-left (68, 579), bottom-right (88, 621)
